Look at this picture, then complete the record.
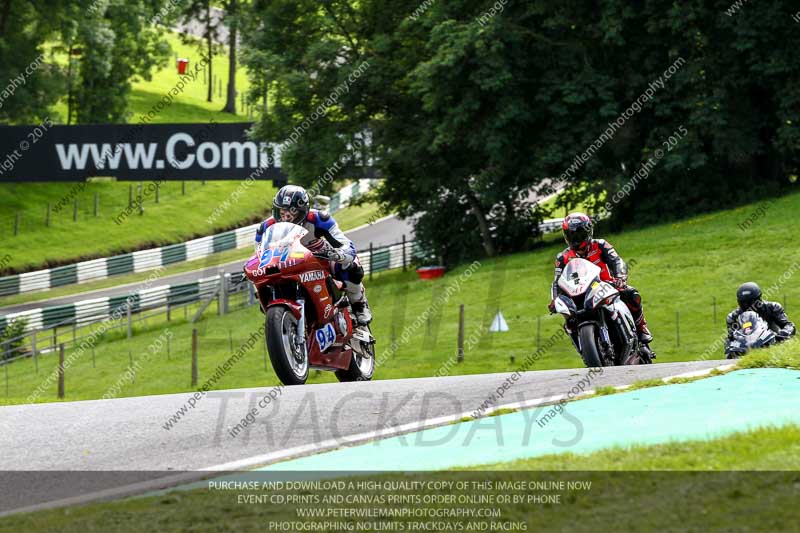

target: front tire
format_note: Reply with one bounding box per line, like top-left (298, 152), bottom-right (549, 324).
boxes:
top-left (578, 324), bottom-right (604, 368)
top-left (265, 306), bottom-right (309, 385)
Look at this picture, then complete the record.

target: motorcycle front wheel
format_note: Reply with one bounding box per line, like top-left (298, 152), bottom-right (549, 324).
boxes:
top-left (265, 306), bottom-right (309, 385)
top-left (578, 323), bottom-right (604, 368)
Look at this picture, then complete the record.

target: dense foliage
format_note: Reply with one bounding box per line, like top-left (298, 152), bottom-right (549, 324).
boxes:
top-left (240, 0), bottom-right (799, 263)
top-left (0, 317), bottom-right (27, 359)
top-left (0, 0), bottom-right (169, 124)
top-left (2, 0), bottom-right (798, 263)
top-left (66, 0), bottom-right (171, 123)
top-left (0, 0), bottom-right (65, 123)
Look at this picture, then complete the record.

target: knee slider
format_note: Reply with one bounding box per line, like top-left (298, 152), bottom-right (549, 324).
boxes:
top-left (630, 289), bottom-right (642, 306)
top-left (349, 264), bottom-right (365, 284)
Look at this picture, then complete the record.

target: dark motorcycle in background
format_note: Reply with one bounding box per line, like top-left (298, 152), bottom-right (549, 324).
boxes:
top-left (244, 222), bottom-right (375, 385)
top-left (552, 258), bottom-right (652, 367)
top-left (724, 311), bottom-right (777, 358)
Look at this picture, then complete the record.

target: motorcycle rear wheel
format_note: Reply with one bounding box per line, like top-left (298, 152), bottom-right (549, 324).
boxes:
top-left (335, 326), bottom-right (375, 382)
top-left (578, 324), bottom-right (604, 368)
top-left (266, 306), bottom-right (309, 385)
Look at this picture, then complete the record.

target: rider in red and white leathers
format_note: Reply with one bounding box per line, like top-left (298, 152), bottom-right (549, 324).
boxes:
top-left (549, 212), bottom-right (654, 346)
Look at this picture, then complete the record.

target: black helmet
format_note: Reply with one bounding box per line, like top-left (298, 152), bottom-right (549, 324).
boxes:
top-left (562, 212), bottom-right (593, 253)
top-left (736, 282), bottom-right (762, 310)
top-left (272, 185), bottom-right (310, 225)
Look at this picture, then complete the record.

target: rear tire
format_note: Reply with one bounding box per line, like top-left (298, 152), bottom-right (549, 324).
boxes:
top-left (265, 306), bottom-right (308, 385)
top-left (578, 324), bottom-right (604, 368)
top-left (335, 326), bottom-right (375, 382)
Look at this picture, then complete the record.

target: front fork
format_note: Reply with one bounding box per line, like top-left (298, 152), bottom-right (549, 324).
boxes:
top-left (564, 322), bottom-right (580, 352)
top-left (295, 297), bottom-right (308, 358)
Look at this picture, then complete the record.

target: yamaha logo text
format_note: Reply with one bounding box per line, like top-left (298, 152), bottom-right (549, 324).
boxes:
top-left (300, 270), bottom-right (325, 283)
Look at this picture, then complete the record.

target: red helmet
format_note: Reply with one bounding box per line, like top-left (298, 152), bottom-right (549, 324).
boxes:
top-left (562, 212), bottom-right (593, 253)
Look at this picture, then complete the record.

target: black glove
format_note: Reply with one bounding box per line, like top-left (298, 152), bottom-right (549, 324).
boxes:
top-left (548, 299), bottom-right (556, 314)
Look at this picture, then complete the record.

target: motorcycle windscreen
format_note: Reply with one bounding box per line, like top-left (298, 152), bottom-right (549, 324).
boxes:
top-left (558, 258), bottom-right (602, 297)
top-left (736, 311), bottom-right (774, 345)
top-left (258, 222), bottom-right (308, 267)
top-left (263, 222), bottom-right (307, 245)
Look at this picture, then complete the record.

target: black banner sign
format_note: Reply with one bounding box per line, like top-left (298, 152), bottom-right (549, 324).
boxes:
top-left (0, 122), bottom-right (287, 183)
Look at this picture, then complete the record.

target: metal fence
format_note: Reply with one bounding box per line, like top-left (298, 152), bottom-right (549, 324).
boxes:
top-left (0, 224), bottom-right (259, 297)
top-left (0, 274), bottom-right (234, 365)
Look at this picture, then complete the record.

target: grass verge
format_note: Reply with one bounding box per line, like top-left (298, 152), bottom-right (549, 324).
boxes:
top-left (469, 423), bottom-right (800, 471)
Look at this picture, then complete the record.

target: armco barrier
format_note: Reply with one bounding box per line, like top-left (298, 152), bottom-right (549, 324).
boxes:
top-left (0, 227), bottom-right (258, 297)
top-left (0, 238), bottom-right (428, 339)
top-left (0, 273), bottom-right (252, 365)
top-left (1, 275), bottom-right (222, 336)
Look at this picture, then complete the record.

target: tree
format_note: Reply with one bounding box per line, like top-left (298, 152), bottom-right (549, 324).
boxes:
top-left (0, 0), bottom-right (66, 124)
top-left (240, 0), bottom-right (800, 264)
top-left (221, 0), bottom-right (240, 113)
top-left (0, 0), bottom-right (172, 125)
top-left (65, 0), bottom-right (170, 124)
top-left (240, 0), bottom-right (374, 190)
top-left (242, 0), bottom-right (546, 263)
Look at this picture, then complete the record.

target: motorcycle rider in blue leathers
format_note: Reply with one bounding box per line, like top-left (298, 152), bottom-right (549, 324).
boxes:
top-left (255, 185), bottom-right (372, 324)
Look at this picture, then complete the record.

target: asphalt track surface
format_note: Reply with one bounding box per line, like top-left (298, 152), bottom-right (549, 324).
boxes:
top-left (0, 215), bottom-right (415, 316)
top-left (0, 359), bottom-right (727, 515)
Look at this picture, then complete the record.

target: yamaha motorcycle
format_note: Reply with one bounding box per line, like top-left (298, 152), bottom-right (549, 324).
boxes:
top-left (243, 222), bottom-right (375, 385)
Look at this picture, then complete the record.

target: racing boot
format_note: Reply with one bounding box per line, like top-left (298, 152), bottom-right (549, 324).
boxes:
top-left (346, 282), bottom-right (372, 325)
top-left (635, 315), bottom-right (654, 346)
top-left (351, 300), bottom-right (372, 325)
top-left (634, 316), bottom-right (656, 360)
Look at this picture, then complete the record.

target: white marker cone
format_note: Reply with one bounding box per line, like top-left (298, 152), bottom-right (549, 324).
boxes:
top-left (489, 310), bottom-right (509, 332)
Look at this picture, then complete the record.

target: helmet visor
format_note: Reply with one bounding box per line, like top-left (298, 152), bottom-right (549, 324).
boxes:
top-left (272, 206), bottom-right (302, 224)
top-left (565, 227), bottom-right (590, 248)
top-left (737, 295), bottom-right (758, 310)
top-left (279, 208), bottom-right (297, 222)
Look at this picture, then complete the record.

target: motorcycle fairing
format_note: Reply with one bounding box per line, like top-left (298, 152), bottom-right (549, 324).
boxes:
top-left (558, 259), bottom-right (602, 298)
top-left (727, 311), bottom-right (777, 356)
top-left (585, 280), bottom-right (619, 311)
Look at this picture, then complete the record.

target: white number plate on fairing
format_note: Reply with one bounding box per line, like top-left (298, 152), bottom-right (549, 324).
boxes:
top-left (315, 323), bottom-right (336, 352)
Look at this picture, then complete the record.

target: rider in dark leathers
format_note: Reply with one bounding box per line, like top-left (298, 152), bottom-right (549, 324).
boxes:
top-left (725, 282), bottom-right (795, 350)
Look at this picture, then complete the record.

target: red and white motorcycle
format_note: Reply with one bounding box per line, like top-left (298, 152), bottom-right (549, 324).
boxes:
top-left (552, 258), bottom-right (652, 367)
